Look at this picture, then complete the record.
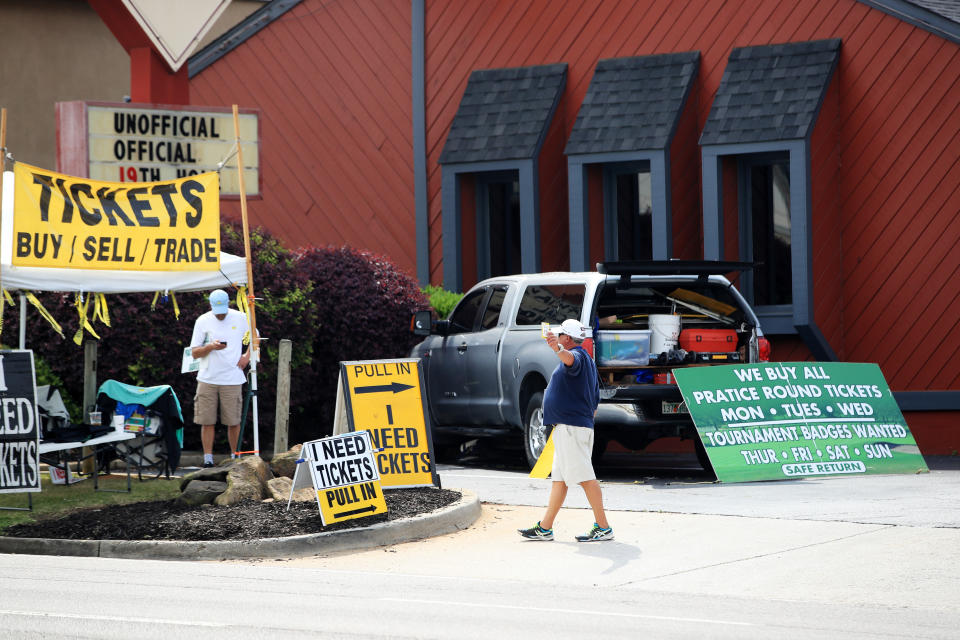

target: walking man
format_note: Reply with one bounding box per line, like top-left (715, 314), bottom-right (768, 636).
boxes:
top-left (190, 289), bottom-right (251, 468)
top-left (519, 318), bottom-right (613, 542)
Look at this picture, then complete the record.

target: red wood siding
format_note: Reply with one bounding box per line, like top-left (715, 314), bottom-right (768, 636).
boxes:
top-left (189, 1), bottom-right (417, 273)
top-left (811, 76), bottom-right (845, 359)
top-left (190, 0), bottom-right (960, 400)
top-left (422, 0), bottom-right (960, 395)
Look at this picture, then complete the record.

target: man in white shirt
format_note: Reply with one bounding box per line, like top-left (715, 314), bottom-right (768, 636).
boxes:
top-left (190, 289), bottom-right (251, 467)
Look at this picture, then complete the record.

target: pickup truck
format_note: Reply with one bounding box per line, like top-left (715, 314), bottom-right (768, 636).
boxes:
top-left (410, 261), bottom-right (770, 470)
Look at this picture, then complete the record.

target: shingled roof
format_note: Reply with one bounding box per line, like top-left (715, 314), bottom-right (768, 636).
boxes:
top-left (564, 52), bottom-right (699, 155)
top-left (438, 63), bottom-right (567, 164)
top-left (699, 39), bottom-right (841, 146)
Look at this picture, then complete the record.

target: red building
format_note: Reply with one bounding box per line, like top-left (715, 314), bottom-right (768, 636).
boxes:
top-left (179, 0), bottom-right (960, 453)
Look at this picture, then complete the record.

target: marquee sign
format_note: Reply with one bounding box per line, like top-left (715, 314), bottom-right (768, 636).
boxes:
top-left (56, 101), bottom-right (259, 197)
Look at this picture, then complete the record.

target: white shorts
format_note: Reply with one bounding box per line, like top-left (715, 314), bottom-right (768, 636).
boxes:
top-left (550, 424), bottom-right (596, 486)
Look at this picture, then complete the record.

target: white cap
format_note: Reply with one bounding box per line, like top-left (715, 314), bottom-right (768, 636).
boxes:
top-left (559, 319), bottom-right (588, 340)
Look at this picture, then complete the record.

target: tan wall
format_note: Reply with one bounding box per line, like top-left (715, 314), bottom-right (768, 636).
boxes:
top-left (0, 0), bottom-right (128, 169)
top-left (0, 0), bottom-right (262, 171)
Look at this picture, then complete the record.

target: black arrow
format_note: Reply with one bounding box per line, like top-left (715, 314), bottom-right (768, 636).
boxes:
top-left (335, 505), bottom-right (379, 518)
top-left (355, 382), bottom-right (414, 394)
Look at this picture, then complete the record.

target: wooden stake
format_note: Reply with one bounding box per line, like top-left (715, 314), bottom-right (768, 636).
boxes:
top-left (232, 104), bottom-right (259, 353)
top-left (232, 104), bottom-right (260, 455)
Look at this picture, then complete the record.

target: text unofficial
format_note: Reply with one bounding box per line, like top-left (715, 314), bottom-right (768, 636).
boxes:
top-left (12, 162), bottom-right (220, 272)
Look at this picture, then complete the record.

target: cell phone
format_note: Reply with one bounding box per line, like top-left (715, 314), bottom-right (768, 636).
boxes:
top-left (219, 341), bottom-right (228, 347)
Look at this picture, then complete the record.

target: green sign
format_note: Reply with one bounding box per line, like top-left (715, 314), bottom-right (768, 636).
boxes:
top-left (674, 362), bottom-right (928, 483)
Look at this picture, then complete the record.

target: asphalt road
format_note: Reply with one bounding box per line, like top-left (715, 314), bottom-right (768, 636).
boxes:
top-left (1, 452), bottom-right (957, 639)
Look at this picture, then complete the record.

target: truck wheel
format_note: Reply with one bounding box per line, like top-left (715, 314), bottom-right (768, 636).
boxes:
top-left (522, 391), bottom-right (549, 470)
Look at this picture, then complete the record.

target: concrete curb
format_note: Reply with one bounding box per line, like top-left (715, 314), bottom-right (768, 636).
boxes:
top-left (0, 489), bottom-right (481, 561)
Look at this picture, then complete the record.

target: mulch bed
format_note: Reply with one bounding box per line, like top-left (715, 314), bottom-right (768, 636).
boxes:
top-left (2, 488), bottom-right (461, 542)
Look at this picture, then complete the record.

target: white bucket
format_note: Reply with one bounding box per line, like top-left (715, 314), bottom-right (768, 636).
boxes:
top-left (649, 314), bottom-right (681, 354)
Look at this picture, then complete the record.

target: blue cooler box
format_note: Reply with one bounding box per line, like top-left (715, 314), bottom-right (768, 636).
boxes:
top-left (595, 330), bottom-right (651, 366)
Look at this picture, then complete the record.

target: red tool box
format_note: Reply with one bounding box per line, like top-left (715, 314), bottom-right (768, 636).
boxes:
top-left (679, 329), bottom-right (738, 352)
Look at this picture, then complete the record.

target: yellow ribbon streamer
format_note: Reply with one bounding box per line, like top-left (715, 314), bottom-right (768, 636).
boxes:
top-left (25, 291), bottom-right (64, 339)
top-left (92, 293), bottom-right (111, 327)
top-left (236, 286), bottom-right (249, 316)
top-left (149, 291), bottom-right (179, 318)
top-left (72, 293), bottom-right (101, 345)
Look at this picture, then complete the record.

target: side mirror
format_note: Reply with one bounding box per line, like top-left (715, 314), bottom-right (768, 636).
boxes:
top-left (411, 310), bottom-right (433, 336)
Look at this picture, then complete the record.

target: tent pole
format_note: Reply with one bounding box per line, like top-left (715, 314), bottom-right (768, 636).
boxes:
top-left (1, 108), bottom-right (5, 305)
top-left (19, 294), bottom-right (25, 349)
top-left (232, 104), bottom-right (259, 456)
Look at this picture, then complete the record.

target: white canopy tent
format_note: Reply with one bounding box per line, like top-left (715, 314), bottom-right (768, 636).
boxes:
top-left (0, 170), bottom-right (248, 346)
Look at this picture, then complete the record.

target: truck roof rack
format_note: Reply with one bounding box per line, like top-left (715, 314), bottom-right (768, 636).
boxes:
top-left (596, 260), bottom-right (755, 276)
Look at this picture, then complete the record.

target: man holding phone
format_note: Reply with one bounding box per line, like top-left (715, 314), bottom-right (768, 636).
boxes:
top-left (190, 289), bottom-right (251, 468)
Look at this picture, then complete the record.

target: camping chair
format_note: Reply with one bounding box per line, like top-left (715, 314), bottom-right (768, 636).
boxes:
top-left (37, 384), bottom-right (134, 492)
top-left (95, 380), bottom-right (184, 480)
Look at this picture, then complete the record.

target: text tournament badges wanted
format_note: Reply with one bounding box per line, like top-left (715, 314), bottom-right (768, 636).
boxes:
top-left (12, 162), bottom-right (220, 272)
top-left (0, 351), bottom-right (41, 493)
top-left (674, 362), bottom-right (928, 483)
top-left (303, 431), bottom-right (387, 525)
top-left (341, 359), bottom-right (439, 488)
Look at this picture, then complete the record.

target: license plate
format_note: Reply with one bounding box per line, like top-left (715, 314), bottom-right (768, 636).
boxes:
top-left (662, 401), bottom-right (689, 415)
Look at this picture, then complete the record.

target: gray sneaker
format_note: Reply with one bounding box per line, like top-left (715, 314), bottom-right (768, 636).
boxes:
top-left (575, 523), bottom-right (614, 542)
top-left (518, 522), bottom-right (554, 541)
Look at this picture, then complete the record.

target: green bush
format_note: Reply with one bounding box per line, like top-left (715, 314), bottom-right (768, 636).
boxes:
top-left (421, 285), bottom-right (463, 319)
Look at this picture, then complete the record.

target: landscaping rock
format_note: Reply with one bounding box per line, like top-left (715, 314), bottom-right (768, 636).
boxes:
top-left (269, 444), bottom-right (302, 479)
top-left (177, 480), bottom-right (228, 506)
top-left (214, 456), bottom-right (272, 506)
top-left (178, 465), bottom-right (229, 491)
top-left (266, 476), bottom-right (315, 502)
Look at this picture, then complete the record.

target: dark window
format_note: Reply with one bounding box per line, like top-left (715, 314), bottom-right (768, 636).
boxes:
top-left (484, 179), bottom-right (521, 277)
top-left (615, 170), bottom-right (653, 260)
top-left (448, 289), bottom-right (487, 332)
top-left (515, 284), bottom-right (586, 325)
top-left (749, 160), bottom-right (791, 305)
top-left (480, 287), bottom-right (507, 330)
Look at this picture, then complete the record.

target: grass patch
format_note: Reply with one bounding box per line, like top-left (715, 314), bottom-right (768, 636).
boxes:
top-left (0, 473), bottom-right (181, 534)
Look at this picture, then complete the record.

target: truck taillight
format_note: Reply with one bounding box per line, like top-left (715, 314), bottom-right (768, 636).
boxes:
top-left (758, 337), bottom-right (771, 362)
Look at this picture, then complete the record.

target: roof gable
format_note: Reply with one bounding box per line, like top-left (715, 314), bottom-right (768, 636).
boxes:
top-left (565, 51), bottom-right (699, 155)
top-left (438, 63), bottom-right (567, 164)
top-left (700, 39), bottom-right (841, 146)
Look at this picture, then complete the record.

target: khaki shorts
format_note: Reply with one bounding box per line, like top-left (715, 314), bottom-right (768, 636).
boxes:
top-left (550, 424), bottom-right (596, 486)
top-left (194, 381), bottom-right (243, 426)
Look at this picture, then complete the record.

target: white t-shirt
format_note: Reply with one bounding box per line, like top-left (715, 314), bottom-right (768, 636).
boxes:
top-left (190, 308), bottom-right (250, 385)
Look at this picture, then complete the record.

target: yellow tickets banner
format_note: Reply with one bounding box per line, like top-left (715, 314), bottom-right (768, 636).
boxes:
top-left (12, 162), bottom-right (220, 271)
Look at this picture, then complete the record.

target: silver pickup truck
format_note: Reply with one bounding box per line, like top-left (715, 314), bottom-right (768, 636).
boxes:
top-left (411, 261), bottom-right (770, 470)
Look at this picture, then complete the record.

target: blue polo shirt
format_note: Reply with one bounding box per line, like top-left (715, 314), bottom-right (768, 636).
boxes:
top-left (542, 345), bottom-right (600, 429)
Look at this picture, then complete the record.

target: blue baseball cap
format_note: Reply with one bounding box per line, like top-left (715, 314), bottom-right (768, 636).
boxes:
top-left (209, 289), bottom-right (230, 314)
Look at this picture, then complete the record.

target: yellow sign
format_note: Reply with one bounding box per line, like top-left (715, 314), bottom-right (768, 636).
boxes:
top-left (341, 359), bottom-right (438, 488)
top-left (303, 432), bottom-right (387, 525)
top-left (12, 162), bottom-right (220, 271)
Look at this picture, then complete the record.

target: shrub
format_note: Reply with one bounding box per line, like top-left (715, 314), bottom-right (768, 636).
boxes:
top-left (293, 246), bottom-right (429, 443)
top-left (421, 285), bottom-right (463, 319)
